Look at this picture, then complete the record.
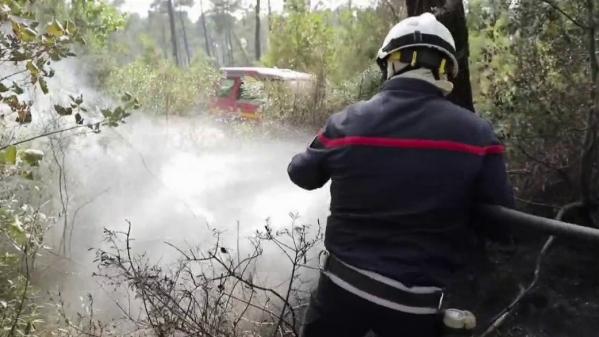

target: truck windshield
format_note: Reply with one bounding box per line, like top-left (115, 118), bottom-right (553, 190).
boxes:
top-left (239, 77), bottom-right (266, 103)
top-left (218, 79), bottom-right (236, 98)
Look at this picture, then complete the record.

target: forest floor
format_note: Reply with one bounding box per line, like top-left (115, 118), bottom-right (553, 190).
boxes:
top-left (470, 238), bottom-right (599, 337)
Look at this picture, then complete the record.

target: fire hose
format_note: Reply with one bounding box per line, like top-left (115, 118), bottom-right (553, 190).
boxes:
top-left (478, 204), bottom-right (599, 242)
top-left (474, 203), bottom-right (599, 336)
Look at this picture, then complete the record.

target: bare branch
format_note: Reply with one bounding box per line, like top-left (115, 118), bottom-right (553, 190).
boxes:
top-left (69, 188), bottom-right (110, 254)
top-left (480, 201), bottom-right (584, 336)
top-left (0, 124), bottom-right (87, 151)
top-left (515, 196), bottom-right (559, 209)
top-left (382, 0), bottom-right (400, 21)
top-left (540, 0), bottom-right (589, 29)
top-left (516, 144), bottom-right (574, 188)
top-left (93, 219), bottom-right (323, 337)
top-left (0, 69), bottom-right (27, 82)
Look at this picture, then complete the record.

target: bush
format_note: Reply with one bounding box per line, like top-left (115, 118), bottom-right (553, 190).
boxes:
top-left (0, 148), bottom-right (51, 337)
top-left (105, 55), bottom-right (220, 116)
top-left (468, 0), bottom-right (596, 211)
top-left (260, 65), bottom-right (381, 127)
top-left (262, 11), bottom-right (334, 79)
top-left (90, 218), bottom-right (323, 337)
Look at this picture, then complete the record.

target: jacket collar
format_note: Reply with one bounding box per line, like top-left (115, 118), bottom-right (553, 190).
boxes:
top-left (380, 77), bottom-right (444, 97)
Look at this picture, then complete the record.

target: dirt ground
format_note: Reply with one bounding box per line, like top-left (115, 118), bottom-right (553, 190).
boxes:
top-left (463, 237), bottom-right (599, 337)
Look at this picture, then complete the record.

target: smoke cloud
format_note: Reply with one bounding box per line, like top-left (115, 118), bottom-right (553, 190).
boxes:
top-left (10, 59), bottom-right (330, 320)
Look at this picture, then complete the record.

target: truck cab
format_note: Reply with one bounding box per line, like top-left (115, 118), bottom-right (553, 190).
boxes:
top-left (211, 67), bottom-right (313, 119)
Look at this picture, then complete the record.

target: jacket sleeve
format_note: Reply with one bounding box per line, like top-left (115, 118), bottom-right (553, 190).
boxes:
top-left (287, 134), bottom-right (331, 190)
top-left (473, 122), bottom-right (515, 242)
top-left (474, 122), bottom-right (515, 208)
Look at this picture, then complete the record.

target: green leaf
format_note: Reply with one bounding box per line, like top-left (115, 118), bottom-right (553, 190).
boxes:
top-left (3, 95), bottom-right (18, 106)
top-left (121, 92), bottom-right (132, 102)
top-left (0, 83), bottom-right (8, 92)
top-left (8, 216), bottom-right (27, 246)
top-left (20, 26), bottom-right (37, 42)
top-left (0, 4), bottom-right (11, 17)
top-left (46, 20), bottom-right (64, 37)
top-left (11, 20), bottom-right (22, 37)
top-left (5, 146), bottom-right (16, 165)
top-left (39, 78), bottom-right (48, 94)
top-left (74, 113), bottom-right (83, 125)
top-left (49, 51), bottom-right (61, 61)
top-left (26, 61), bottom-right (39, 77)
top-left (19, 149), bottom-right (44, 166)
top-left (21, 170), bottom-right (34, 180)
top-left (10, 50), bottom-right (29, 62)
top-left (12, 82), bottom-right (23, 95)
top-left (54, 104), bottom-right (65, 115)
top-left (54, 104), bottom-right (71, 115)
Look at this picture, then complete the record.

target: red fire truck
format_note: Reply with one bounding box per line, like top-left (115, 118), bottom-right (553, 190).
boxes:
top-left (211, 67), bottom-right (313, 119)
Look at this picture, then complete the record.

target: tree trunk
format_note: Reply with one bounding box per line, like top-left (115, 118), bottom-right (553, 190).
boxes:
top-left (580, 0), bottom-right (598, 225)
top-left (255, 0), bottom-right (261, 60)
top-left (219, 39), bottom-right (225, 64)
top-left (199, 0), bottom-right (212, 57)
top-left (406, 0), bottom-right (474, 112)
top-left (234, 31), bottom-right (251, 65)
top-left (166, 0), bottom-right (180, 66)
top-left (268, 0), bottom-right (272, 31)
top-left (178, 11), bottom-right (192, 66)
top-left (154, 12), bottom-right (169, 58)
top-left (226, 28), bottom-right (235, 65)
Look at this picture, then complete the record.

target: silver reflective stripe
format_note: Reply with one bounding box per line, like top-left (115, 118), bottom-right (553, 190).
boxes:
top-left (334, 257), bottom-right (442, 295)
top-left (323, 271), bottom-right (440, 315)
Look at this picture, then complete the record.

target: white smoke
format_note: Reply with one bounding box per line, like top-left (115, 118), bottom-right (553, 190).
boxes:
top-left (23, 60), bottom-right (330, 318)
top-left (65, 116), bottom-right (329, 254)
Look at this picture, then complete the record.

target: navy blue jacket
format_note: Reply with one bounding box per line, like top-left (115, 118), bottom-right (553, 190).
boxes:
top-left (288, 77), bottom-right (514, 287)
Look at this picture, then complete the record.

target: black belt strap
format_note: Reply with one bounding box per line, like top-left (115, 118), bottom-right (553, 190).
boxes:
top-left (324, 254), bottom-right (443, 309)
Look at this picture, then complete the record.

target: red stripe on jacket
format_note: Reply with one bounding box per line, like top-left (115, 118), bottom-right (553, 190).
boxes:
top-left (317, 133), bottom-right (505, 156)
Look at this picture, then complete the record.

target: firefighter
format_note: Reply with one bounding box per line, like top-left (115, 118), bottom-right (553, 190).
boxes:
top-left (287, 13), bottom-right (514, 337)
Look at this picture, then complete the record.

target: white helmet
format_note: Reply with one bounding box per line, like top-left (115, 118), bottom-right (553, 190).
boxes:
top-left (376, 13), bottom-right (458, 79)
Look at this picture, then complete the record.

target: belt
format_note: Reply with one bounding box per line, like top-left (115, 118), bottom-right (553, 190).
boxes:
top-left (323, 253), bottom-right (444, 314)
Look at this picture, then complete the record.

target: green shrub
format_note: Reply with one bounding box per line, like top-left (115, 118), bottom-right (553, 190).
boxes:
top-left (260, 65), bottom-right (381, 127)
top-left (105, 56), bottom-right (220, 116)
top-left (0, 147), bottom-right (50, 337)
